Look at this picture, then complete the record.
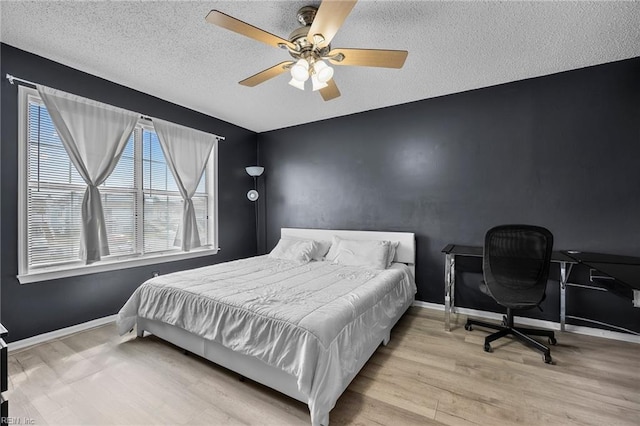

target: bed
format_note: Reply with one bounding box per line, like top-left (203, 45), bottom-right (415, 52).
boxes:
top-left (116, 228), bottom-right (416, 425)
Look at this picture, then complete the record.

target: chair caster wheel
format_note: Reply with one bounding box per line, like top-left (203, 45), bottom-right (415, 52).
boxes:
top-left (548, 337), bottom-right (557, 345)
top-left (483, 343), bottom-right (492, 353)
top-left (464, 323), bottom-right (472, 331)
top-left (543, 354), bottom-right (553, 364)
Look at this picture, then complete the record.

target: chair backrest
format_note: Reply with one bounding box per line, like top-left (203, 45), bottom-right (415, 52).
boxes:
top-left (483, 225), bottom-right (554, 308)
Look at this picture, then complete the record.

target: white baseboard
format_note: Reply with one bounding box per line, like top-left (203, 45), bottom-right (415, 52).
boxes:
top-left (8, 314), bottom-right (118, 352)
top-left (412, 300), bottom-right (640, 344)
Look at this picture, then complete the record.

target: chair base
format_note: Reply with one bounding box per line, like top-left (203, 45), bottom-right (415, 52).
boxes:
top-left (465, 315), bottom-right (556, 364)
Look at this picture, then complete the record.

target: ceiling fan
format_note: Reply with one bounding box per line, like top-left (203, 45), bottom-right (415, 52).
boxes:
top-left (205, 0), bottom-right (408, 101)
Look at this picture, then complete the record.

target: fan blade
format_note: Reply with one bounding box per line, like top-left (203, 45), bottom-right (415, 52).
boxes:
top-left (239, 61), bottom-right (294, 87)
top-left (308, 0), bottom-right (358, 48)
top-left (206, 10), bottom-right (296, 50)
top-left (327, 48), bottom-right (408, 68)
top-left (320, 79), bottom-right (341, 101)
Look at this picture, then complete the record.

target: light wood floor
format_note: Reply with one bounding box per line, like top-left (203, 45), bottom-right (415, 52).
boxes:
top-left (7, 307), bottom-right (640, 425)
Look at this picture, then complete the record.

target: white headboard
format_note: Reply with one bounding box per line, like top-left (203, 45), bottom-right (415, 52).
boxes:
top-left (281, 228), bottom-right (416, 275)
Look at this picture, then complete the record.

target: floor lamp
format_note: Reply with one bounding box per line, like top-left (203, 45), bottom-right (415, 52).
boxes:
top-left (245, 166), bottom-right (264, 252)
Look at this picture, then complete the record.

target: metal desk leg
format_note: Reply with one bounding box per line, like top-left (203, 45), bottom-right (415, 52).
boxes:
top-left (559, 261), bottom-right (573, 332)
top-left (444, 253), bottom-right (455, 331)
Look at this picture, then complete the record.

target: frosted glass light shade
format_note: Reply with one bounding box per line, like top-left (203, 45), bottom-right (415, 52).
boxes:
top-left (313, 60), bottom-right (334, 83)
top-left (247, 189), bottom-right (259, 201)
top-left (245, 166), bottom-right (264, 177)
top-left (311, 74), bottom-right (328, 91)
top-left (290, 59), bottom-right (310, 82)
top-left (289, 78), bottom-right (305, 90)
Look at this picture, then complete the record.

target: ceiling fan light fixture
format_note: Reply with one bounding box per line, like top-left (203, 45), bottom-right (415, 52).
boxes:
top-left (290, 58), bottom-right (310, 82)
top-left (206, 2), bottom-right (408, 102)
top-left (289, 77), bottom-right (306, 90)
top-left (313, 59), bottom-right (334, 83)
top-left (311, 73), bottom-right (328, 91)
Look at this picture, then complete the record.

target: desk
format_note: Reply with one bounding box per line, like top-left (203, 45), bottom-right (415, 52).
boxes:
top-left (442, 244), bottom-right (577, 332)
top-left (442, 245), bottom-right (640, 334)
top-left (562, 251), bottom-right (640, 320)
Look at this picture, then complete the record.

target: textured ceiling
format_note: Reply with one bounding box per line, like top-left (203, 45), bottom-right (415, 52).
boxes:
top-left (2, 1), bottom-right (640, 133)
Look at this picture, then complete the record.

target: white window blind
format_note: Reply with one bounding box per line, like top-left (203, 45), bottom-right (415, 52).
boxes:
top-left (143, 129), bottom-right (180, 253)
top-left (19, 87), bottom-right (217, 280)
top-left (141, 129), bottom-right (209, 253)
top-left (27, 101), bottom-right (139, 266)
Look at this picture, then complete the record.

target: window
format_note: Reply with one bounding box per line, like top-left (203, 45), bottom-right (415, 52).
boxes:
top-left (141, 130), bottom-right (209, 254)
top-left (18, 87), bottom-right (218, 283)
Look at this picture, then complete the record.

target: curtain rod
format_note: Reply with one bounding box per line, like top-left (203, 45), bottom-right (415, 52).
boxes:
top-left (5, 73), bottom-right (225, 141)
top-left (6, 73), bottom-right (37, 86)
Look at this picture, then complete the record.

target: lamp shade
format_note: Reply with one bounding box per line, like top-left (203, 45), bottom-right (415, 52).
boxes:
top-left (247, 189), bottom-right (259, 201)
top-left (311, 73), bottom-right (328, 91)
top-left (245, 166), bottom-right (264, 177)
top-left (290, 59), bottom-right (310, 82)
top-left (313, 60), bottom-right (334, 83)
top-left (288, 78), bottom-right (305, 91)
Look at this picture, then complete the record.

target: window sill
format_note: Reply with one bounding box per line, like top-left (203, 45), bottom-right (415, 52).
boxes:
top-left (17, 247), bottom-right (220, 284)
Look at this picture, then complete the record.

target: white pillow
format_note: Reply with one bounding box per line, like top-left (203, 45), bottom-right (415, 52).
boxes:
top-left (268, 238), bottom-right (317, 263)
top-left (332, 238), bottom-right (391, 270)
top-left (311, 239), bottom-right (332, 260)
top-left (386, 241), bottom-right (400, 267)
top-left (284, 237), bottom-right (331, 260)
top-left (324, 235), bottom-right (342, 261)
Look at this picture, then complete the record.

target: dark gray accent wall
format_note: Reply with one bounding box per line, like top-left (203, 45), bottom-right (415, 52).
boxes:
top-left (258, 57), bottom-right (640, 332)
top-left (1, 44), bottom-right (258, 342)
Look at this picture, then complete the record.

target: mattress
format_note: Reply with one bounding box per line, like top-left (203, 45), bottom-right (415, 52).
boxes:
top-left (116, 255), bottom-right (416, 421)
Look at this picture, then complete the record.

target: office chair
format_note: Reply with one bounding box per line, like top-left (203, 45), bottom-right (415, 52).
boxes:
top-left (465, 225), bottom-right (556, 363)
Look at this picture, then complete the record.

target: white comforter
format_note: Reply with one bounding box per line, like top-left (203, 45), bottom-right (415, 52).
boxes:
top-left (116, 256), bottom-right (416, 424)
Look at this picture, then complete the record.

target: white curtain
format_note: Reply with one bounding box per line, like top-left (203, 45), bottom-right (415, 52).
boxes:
top-left (153, 118), bottom-right (217, 251)
top-left (37, 85), bottom-right (139, 264)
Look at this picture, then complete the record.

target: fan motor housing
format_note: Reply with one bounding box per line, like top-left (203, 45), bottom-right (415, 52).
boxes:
top-left (296, 6), bottom-right (317, 26)
top-left (287, 6), bottom-right (331, 60)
